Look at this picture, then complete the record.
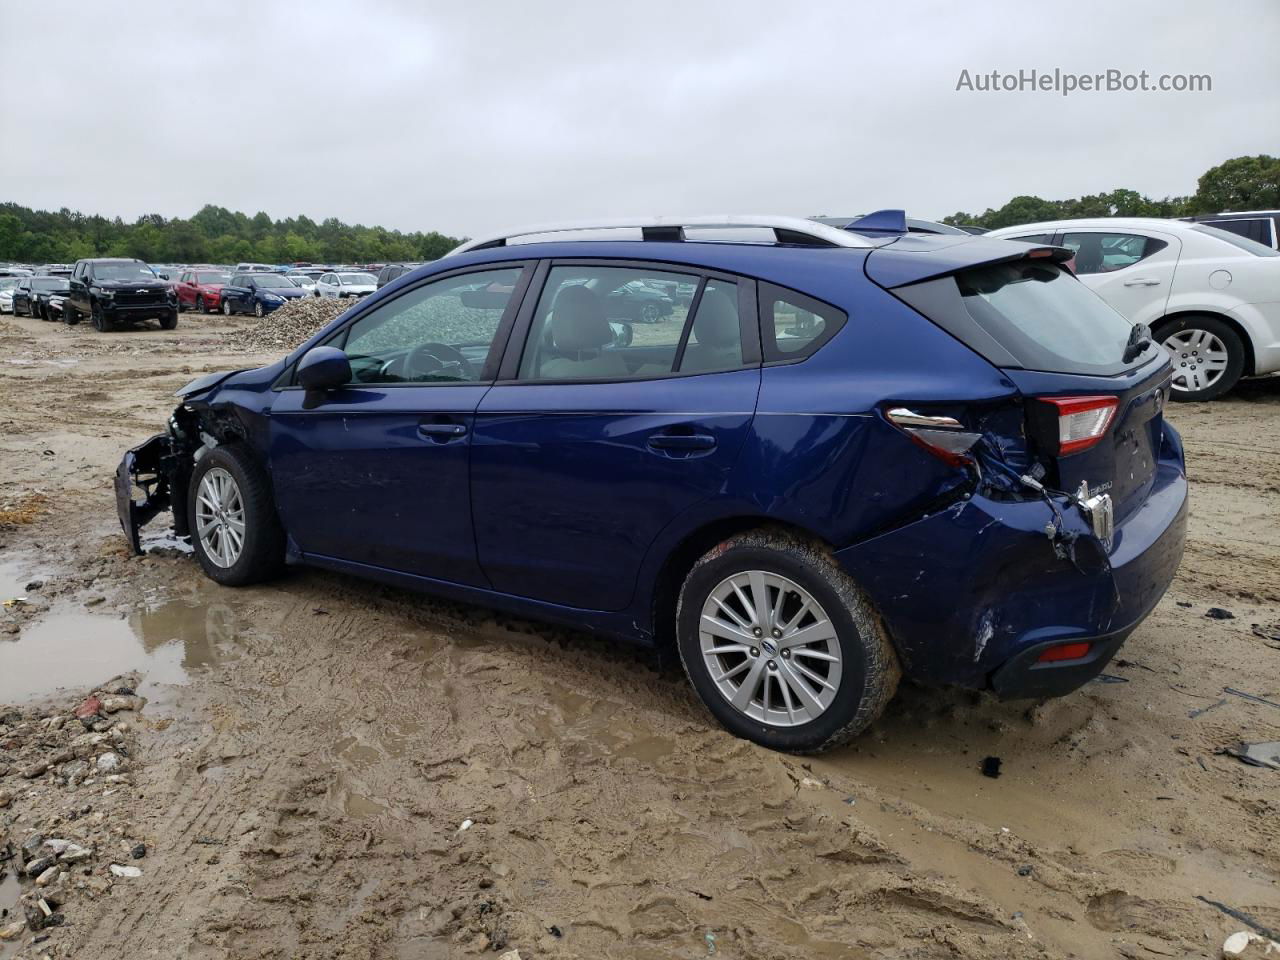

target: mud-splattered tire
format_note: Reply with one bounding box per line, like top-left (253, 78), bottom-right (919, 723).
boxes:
top-left (676, 530), bottom-right (900, 753)
top-left (188, 444), bottom-right (286, 587)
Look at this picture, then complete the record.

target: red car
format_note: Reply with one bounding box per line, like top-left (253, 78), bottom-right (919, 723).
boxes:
top-left (175, 268), bottom-right (232, 314)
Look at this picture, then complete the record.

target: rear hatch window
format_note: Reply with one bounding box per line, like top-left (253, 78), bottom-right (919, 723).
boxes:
top-left (895, 260), bottom-right (1158, 376)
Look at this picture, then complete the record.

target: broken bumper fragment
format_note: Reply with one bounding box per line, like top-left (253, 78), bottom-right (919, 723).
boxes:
top-left (114, 433), bottom-right (175, 554)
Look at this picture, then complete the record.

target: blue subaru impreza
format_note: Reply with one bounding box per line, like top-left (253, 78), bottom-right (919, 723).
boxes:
top-left (115, 214), bottom-right (1187, 752)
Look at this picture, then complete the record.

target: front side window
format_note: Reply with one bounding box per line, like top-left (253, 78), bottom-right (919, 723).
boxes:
top-left (517, 265), bottom-right (743, 382)
top-left (339, 267), bottom-right (522, 385)
top-left (1060, 232), bottom-right (1168, 274)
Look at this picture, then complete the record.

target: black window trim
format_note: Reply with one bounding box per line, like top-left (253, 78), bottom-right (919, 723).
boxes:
top-left (274, 259), bottom-right (535, 391)
top-left (757, 280), bottom-right (848, 364)
top-left (494, 256), bottom-right (762, 386)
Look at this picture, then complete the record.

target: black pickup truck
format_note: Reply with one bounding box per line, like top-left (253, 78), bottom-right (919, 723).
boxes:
top-left (65, 258), bottom-right (179, 332)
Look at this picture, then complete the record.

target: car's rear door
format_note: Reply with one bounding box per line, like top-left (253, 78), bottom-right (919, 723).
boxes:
top-left (267, 263), bottom-right (532, 585)
top-left (470, 260), bottom-right (761, 611)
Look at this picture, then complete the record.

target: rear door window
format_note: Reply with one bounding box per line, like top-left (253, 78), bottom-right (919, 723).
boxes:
top-left (517, 265), bottom-right (746, 381)
top-left (1060, 232), bottom-right (1168, 274)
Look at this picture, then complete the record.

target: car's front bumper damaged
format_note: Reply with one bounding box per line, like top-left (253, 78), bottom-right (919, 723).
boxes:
top-left (114, 423), bottom-right (199, 554)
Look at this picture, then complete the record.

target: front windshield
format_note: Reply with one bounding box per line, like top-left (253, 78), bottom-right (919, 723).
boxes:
top-left (196, 272), bottom-right (230, 284)
top-left (340, 273), bottom-right (376, 285)
top-left (255, 275), bottom-right (297, 289)
top-left (287, 277), bottom-right (310, 286)
top-left (0, 278), bottom-right (19, 290)
top-left (1191, 224), bottom-right (1280, 257)
top-left (95, 262), bottom-right (158, 281)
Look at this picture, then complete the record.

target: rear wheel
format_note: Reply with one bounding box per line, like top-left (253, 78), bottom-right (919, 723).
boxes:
top-left (1157, 315), bottom-right (1244, 402)
top-left (677, 530), bottom-right (900, 753)
top-left (188, 444), bottom-right (286, 586)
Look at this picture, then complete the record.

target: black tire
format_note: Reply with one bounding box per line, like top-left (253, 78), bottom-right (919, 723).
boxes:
top-left (254, 301), bottom-right (264, 318)
top-left (160, 309), bottom-right (178, 330)
top-left (188, 444), bottom-right (286, 586)
top-left (676, 530), bottom-right (900, 753)
top-left (1156, 314), bottom-right (1245, 402)
top-left (64, 302), bottom-right (79, 325)
top-left (197, 295), bottom-right (207, 314)
top-left (223, 299), bottom-right (234, 316)
top-left (91, 302), bottom-right (113, 333)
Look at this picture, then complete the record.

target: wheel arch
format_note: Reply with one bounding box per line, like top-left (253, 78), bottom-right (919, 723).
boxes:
top-left (648, 515), bottom-right (837, 653)
top-left (1152, 309), bottom-right (1256, 376)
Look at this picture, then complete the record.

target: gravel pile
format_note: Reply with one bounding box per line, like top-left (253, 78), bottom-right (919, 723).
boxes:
top-left (233, 296), bottom-right (352, 353)
top-left (0, 674), bottom-right (149, 948)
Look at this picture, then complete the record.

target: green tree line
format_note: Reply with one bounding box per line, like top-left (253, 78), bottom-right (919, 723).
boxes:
top-left (942, 154), bottom-right (1280, 229)
top-left (0, 203), bottom-right (460, 266)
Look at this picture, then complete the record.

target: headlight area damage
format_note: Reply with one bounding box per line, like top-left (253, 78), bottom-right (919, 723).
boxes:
top-left (115, 373), bottom-right (250, 554)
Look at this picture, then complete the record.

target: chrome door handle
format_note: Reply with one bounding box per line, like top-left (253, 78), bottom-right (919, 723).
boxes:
top-left (1123, 278), bottom-right (1161, 286)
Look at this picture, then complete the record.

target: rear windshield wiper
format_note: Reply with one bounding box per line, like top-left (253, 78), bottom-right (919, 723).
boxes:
top-left (1123, 323), bottom-right (1153, 363)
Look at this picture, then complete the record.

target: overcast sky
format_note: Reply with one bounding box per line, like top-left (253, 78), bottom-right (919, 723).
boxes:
top-left (1, 0), bottom-right (1276, 237)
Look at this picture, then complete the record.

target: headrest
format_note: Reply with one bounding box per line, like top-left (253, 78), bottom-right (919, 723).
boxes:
top-left (551, 284), bottom-right (612, 352)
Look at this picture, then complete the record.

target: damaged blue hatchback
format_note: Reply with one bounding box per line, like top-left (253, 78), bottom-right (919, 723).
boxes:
top-left (115, 214), bottom-right (1187, 752)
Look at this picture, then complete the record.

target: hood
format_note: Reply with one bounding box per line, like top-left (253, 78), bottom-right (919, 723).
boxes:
top-left (263, 287), bottom-right (304, 298)
top-left (197, 282), bottom-right (226, 292)
top-left (175, 368), bottom-right (247, 399)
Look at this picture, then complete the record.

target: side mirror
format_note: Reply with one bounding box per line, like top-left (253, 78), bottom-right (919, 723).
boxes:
top-left (297, 346), bottom-right (351, 408)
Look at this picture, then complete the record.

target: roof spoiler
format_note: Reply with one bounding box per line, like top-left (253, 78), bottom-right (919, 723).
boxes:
top-left (844, 209), bottom-right (908, 236)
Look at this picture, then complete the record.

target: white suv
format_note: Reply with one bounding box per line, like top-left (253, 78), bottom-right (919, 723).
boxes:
top-left (316, 271), bottom-right (377, 300)
top-left (987, 218), bottom-right (1280, 400)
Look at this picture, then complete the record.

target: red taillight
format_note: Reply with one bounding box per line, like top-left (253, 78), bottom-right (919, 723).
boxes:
top-left (1037, 641), bottom-right (1092, 663)
top-left (885, 408), bottom-right (981, 467)
top-left (1040, 395), bottom-right (1118, 455)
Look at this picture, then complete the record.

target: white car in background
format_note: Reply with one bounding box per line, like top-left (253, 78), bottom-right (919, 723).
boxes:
top-left (0, 277), bottom-right (19, 313)
top-left (285, 273), bottom-right (318, 296)
top-left (987, 218), bottom-right (1280, 400)
top-left (316, 271), bottom-right (377, 300)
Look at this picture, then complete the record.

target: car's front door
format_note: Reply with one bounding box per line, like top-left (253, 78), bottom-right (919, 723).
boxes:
top-left (268, 263), bottom-right (531, 585)
top-left (471, 261), bottom-right (761, 610)
top-left (1059, 229), bottom-right (1180, 327)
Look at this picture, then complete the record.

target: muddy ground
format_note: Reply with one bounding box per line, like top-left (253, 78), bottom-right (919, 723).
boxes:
top-left (0, 308), bottom-right (1277, 960)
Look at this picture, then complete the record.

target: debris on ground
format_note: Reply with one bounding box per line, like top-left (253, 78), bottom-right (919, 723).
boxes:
top-left (1224, 687), bottom-right (1280, 710)
top-left (1206, 607), bottom-right (1237, 620)
top-left (1224, 741), bottom-right (1280, 770)
top-left (0, 672), bottom-right (146, 954)
top-left (1197, 896), bottom-right (1280, 944)
top-left (1222, 930), bottom-right (1280, 957)
top-left (1190, 698), bottom-right (1228, 719)
top-left (981, 756), bottom-right (1002, 778)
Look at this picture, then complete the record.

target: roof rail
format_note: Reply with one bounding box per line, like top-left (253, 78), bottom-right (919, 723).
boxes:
top-left (447, 215), bottom-right (875, 256)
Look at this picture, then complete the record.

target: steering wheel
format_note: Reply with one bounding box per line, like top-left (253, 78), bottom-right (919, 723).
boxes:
top-left (391, 341), bottom-right (470, 381)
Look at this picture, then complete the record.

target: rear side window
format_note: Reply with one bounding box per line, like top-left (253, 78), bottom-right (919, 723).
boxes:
top-left (895, 261), bottom-right (1152, 376)
top-left (1200, 217), bottom-right (1273, 247)
top-left (1059, 232), bottom-right (1168, 274)
top-left (759, 283), bottom-right (846, 361)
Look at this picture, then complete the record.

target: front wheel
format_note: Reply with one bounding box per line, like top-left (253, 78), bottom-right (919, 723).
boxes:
top-left (223, 299), bottom-right (234, 316)
top-left (64, 303), bottom-right (79, 325)
top-left (254, 301), bottom-right (265, 318)
top-left (91, 302), bottom-right (113, 332)
top-left (160, 309), bottom-right (178, 330)
top-left (189, 444), bottom-right (286, 586)
top-left (677, 530), bottom-right (900, 753)
top-left (1157, 315), bottom-right (1245, 402)
top-left (197, 295), bottom-right (207, 314)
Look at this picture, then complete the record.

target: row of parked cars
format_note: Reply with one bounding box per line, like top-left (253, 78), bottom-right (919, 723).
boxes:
top-left (4, 210), bottom-right (1277, 399)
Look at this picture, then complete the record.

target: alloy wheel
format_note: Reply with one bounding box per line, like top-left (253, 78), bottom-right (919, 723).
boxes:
top-left (1162, 328), bottom-right (1229, 394)
top-left (699, 571), bottom-right (843, 727)
top-left (223, 300), bottom-right (232, 316)
top-left (195, 467), bottom-right (246, 569)
top-left (641, 302), bottom-right (660, 323)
